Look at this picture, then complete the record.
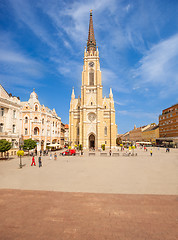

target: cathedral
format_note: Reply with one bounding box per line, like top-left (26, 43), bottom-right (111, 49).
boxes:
top-left (69, 10), bottom-right (117, 149)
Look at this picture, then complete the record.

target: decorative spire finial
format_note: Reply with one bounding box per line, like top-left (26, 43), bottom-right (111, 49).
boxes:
top-left (87, 10), bottom-right (96, 52)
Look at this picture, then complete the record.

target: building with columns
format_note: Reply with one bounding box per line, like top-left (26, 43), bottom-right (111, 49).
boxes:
top-left (69, 11), bottom-right (117, 149)
top-left (0, 84), bottom-right (21, 156)
top-left (21, 89), bottom-right (63, 151)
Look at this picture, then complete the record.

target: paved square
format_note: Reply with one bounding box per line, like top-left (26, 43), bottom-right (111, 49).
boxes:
top-left (0, 148), bottom-right (178, 239)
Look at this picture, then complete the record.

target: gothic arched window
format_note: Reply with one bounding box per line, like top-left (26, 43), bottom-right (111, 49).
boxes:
top-left (77, 127), bottom-right (79, 136)
top-left (89, 71), bottom-right (94, 85)
top-left (35, 105), bottom-right (38, 111)
top-left (25, 117), bottom-right (28, 123)
top-left (104, 126), bottom-right (107, 136)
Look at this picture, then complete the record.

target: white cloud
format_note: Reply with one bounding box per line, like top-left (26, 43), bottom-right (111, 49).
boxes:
top-left (9, 0), bottom-right (57, 49)
top-left (133, 34), bottom-right (178, 95)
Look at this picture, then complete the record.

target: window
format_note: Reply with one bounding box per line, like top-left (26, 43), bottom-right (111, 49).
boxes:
top-left (1, 108), bottom-right (4, 116)
top-left (34, 127), bottom-right (39, 135)
top-left (53, 121), bottom-right (54, 127)
top-left (35, 105), bottom-right (38, 111)
top-left (105, 106), bottom-right (106, 109)
top-left (12, 124), bottom-right (16, 133)
top-left (34, 117), bottom-right (38, 122)
top-left (0, 123), bottom-right (3, 132)
top-left (77, 127), bottom-right (79, 136)
top-left (89, 71), bottom-right (94, 85)
top-left (104, 126), bottom-right (107, 136)
top-left (42, 129), bottom-right (44, 135)
top-left (42, 118), bottom-right (44, 124)
top-left (91, 102), bottom-right (93, 106)
top-left (25, 117), bottom-right (28, 123)
top-left (13, 110), bottom-right (16, 118)
top-left (25, 128), bottom-right (28, 135)
top-left (56, 122), bottom-right (57, 127)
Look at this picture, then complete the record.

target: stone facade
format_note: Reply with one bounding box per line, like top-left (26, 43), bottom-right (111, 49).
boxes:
top-left (21, 89), bottom-right (63, 151)
top-left (142, 124), bottom-right (159, 143)
top-left (0, 85), bottom-right (21, 156)
top-left (69, 11), bottom-right (117, 149)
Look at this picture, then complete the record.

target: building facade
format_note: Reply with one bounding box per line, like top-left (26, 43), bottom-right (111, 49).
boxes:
top-left (69, 11), bottom-right (117, 149)
top-left (21, 89), bottom-right (63, 151)
top-left (64, 124), bottom-right (69, 146)
top-left (0, 85), bottom-right (21, 156)
top-left (129, 124), bottom-right (151, 142)
top-left (142, 124), bottom-right (159, 143)
top-left (158, 103), bottom-right (178, 147)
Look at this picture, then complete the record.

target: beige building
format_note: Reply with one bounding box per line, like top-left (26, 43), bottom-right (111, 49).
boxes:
top-left (21, 89), bottom-right (62, 151)
top-left (0, 85), bottom-right (21, 156)
top-left (64, 124), bottom-right (69, 146)
top-left (129, 124), bottom-right (151, 142)
top-left (69, 11), bottom-right (117, 149)
top-left (142, 124), bottom-right (159, 143)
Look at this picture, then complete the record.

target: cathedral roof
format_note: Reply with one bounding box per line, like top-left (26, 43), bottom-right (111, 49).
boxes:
top-left (28, 88), bottom-right (40, 107)
top-left (87, 10), bottom-right (96, 52)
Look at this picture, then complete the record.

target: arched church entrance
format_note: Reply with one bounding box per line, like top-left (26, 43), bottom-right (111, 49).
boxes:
top-left (89, 134), bottom-right (95, 149)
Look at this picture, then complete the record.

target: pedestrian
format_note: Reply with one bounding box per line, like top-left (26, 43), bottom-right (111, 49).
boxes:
top-left (54, 152), bottom-right (57, 160)
top-left (31, 156), bottom-right (36, 166)
top-left (150, 149), bottom-right (152, 156)
top-left (38, 155), bottom-right (42, 167)
top-left (109, 149), bottom-right (112, 156)
top-left (49, 153), bottom-right (52, 160)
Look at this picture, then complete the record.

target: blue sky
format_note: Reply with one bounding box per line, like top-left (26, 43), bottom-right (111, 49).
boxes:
top-left (0, 0), bottom-right (178, 134)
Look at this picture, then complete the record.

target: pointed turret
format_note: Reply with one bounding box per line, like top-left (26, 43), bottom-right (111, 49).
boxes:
top-left (109, 88), bottom-right (113, 99)
top-left (87, 10), bottom-right (96, 52)
top-left (71, 87), bottom-right (75, 99)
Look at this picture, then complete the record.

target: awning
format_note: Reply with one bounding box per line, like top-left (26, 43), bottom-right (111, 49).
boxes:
top-left (47, 143), bottom-right (60, 147)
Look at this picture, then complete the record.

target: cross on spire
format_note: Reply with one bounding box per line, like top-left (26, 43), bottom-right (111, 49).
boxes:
top-left (87, 10), bottom-right (96, 52)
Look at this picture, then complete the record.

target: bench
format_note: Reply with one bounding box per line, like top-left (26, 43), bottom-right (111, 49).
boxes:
top-left (112, 153), bottom-right (119, 157)
top-left (89, 152), bottom-right (95, 156)
top-left (100, 152), bottom-right (107, 157)
top-left (75, 152), bottom-right (80, 156)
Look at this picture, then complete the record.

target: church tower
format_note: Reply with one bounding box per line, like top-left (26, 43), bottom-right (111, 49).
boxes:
top-left (69, 10), bottom-right (117, 149)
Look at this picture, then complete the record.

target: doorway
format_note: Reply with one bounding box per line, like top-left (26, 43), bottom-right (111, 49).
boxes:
top-left (89, 134), bottom-right (95, 149)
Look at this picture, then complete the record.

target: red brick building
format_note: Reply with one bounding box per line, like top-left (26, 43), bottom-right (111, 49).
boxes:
top-left (158, 103), bottom-right (178, 147)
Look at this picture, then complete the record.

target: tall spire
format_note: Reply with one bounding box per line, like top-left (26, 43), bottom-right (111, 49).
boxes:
top-left (87, 10), bottom-right (96, 52)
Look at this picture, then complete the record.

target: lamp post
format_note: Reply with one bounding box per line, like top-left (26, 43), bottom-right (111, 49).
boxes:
top-left (19, 137), bottom-right (24, 168)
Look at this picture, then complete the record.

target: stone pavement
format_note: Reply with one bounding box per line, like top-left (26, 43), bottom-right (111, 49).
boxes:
top-left (0, 189), bottom-right (177, 240)
top-left (0, 147), bottom-right (178, 239)
top-left (0, 148), bottom-right (178, 194)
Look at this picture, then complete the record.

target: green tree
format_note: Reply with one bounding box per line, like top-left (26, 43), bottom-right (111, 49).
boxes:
top-left (23, 139), bottom-right (37, 152)
top-left (79, 144), bottom-right (83, 151)
top-left (101, 144), bottom-right (105, 151)
top-left (116, 137), bottom-right (122, 146)
top-left (0, 139), bottom-right (12, 158)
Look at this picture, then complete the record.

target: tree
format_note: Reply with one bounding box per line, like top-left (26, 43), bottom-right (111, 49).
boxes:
top-left (23, 139), bottom-right (37, 151)
top-left (79, 144), bottom-right (83, 151)
top-left (116, 137), bottom-right (122, 146)
top-left (101, 144), bottom-right (105, 151)
top-left (0, 139), bottom-right (12, 158)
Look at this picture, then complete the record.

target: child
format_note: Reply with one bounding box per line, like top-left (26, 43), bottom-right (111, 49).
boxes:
top-left (150, 149), bottom-right (152, 156)
top-left (54, 153), bottom-right (57, 160)
top-left (31, 156), bottom-right (36, 166)
top-left (38, 156), bottom-right (42, 167)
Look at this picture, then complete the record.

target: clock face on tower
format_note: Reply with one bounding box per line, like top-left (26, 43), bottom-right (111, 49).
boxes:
top-left (89, 62), bottom-right (94, 67)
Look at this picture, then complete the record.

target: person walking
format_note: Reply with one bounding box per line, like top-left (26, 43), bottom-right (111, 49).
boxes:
top-left (150, 149), bottom-right (153, 156)
top-left (38, 155), bottom-right (42, 168)
top-left (54, 152), bottom-right (57, 160)
top-left (49, 153), bottom-right (52, 160)
top-left (31, 155), bottom-right (36, 166)
top-left (109, 149), bottom-right (112, 156)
